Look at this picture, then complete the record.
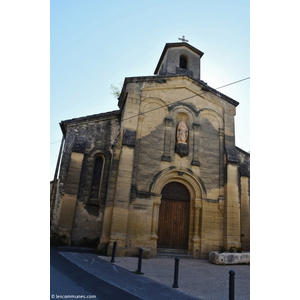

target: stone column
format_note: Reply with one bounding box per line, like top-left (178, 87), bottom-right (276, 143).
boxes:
top-left (150, 196), bottom-right (162, 239)
top-left (98, 146), bottom-right (122, 250)
top-left (108, 129), bottom-right (136, 256)
top-left (149, 195), bottom-right (161, 256)
top-left (240, 176), bottom-right (250, 250)
top-left (218, 128), bottom-right (225, 196)
top-left (224, 162), bottom-right (241, 249)
top-left (191, 123), bottom-right (201, 166)
top-left (56, 151), bottom-right (84, 244)
top-left (161, 117), bottom-right (173, 161)
top-left (192, 198), bottom-right (203, 258)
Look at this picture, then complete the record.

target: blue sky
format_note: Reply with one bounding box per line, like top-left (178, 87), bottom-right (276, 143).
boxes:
top-left (50, 0), bottom-right (250, 180)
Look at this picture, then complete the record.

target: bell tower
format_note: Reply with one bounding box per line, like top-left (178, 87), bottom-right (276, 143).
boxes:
top-left (154, 42), bottom-right (204, 81)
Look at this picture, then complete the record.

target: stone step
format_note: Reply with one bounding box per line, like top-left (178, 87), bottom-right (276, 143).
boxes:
top-left (157, 253), bottom-right (193, 259)
top-left (157, 248), bottom-right (193, 259)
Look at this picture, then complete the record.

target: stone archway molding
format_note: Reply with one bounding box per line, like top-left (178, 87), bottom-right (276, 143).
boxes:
top-left (150, 168), bottom-right (206, 199)
top-left (149, 167), bottom-right (206, 258)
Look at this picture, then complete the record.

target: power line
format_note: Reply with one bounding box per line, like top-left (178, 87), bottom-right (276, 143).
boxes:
top-left (50, 76), bottom-right (250, 145)
top-left (122, 76), bottom-right (250, 122)
top-left (215, 77), bottom-right (250, 90)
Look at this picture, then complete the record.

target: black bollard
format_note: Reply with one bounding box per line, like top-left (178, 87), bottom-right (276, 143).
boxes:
top-left (110, 241), bottom-right (117, 263)
top-left (135, 248), bottom-right (144, 274)
top-left (172, 257), bottom-right (180, 288)
top-left (229, 270), bottom-right (235, 300)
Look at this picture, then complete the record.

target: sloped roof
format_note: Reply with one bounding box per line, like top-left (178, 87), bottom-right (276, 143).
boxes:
top-left (118, 75), bottom-right (239, 110)
top-left (154, 42), bottom-right (204, 74)
top-left (59, 110), bottom-right (120, 136)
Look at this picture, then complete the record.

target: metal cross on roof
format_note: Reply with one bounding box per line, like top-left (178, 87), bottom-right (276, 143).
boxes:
top-left (178, 35), bottom-right (189, 42)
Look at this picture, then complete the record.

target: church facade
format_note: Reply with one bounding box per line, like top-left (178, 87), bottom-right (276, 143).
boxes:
top-left (50, 42), bottom-right (250, 259)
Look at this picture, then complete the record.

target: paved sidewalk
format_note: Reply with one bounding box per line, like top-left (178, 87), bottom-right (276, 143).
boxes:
top-left (99, 255), bottom-right (250, 300)
top-left (60, 251), bottom-right (200, 300)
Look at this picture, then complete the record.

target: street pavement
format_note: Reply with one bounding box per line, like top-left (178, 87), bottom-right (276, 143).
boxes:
top-left (99, 254), bottom-right (250, 300)
top-left (50, 247), bottom-right (250, 300)
top-left (51, 247), bottom-right (141, 300)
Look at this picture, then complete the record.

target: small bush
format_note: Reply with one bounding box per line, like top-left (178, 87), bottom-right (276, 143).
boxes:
top-left (78, 237), bottom-right (99, 248)
top-left (95, 243), bottom-right (109, 255)
top-left (219, 246), bottom-right (227, 253)
top-left (50, 233), bottom-right (68, 246)
top-left (219, 246), bottom-right (244, 253)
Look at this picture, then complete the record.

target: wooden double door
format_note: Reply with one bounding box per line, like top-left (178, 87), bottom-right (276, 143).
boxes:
top-left (157, 182), bottom-right (190, 249)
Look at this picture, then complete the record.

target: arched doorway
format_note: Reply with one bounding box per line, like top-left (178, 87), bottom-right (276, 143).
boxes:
top-left (157, 182), bottom-right (190, 249)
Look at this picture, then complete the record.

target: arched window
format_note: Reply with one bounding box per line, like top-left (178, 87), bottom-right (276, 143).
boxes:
top-left (90, 156), bottom-right (104, 199)
top-left (180, 55), bottom-right (188, 69)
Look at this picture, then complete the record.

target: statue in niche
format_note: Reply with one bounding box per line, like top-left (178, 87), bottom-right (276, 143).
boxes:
top-left (175, 118), bottom-right (189, 157)
top-left (177, 118), bottom-right (188, 144)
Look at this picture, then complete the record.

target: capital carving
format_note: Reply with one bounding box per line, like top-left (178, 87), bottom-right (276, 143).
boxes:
top-left (218, 196), bottom-right (225, 213)
top-left (164, 117), bottom-right (173, 127)
top-left (193, 198), bottom-right (203, 210)
top-left (193, 122), bottom-right (201, 131)
top-left (153, 196), bottom-right (161, 206)
top-left (218, 128), bottom-right (225, 137)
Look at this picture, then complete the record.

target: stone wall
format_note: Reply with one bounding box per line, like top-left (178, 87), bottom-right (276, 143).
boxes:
top-left (52, 72), bottom-right (249, 256)
top-left (110, 76), bottom-right (241, 257)
top-left (52, 111), bottom-right (120, 244)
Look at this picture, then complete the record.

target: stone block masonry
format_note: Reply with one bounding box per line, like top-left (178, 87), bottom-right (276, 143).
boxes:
top-left (209, 251), bottom-right (250, 265)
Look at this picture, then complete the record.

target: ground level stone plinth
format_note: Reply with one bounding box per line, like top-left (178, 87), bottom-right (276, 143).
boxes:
top-left (209, 251), bottom-right (250, 265)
